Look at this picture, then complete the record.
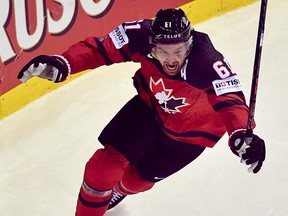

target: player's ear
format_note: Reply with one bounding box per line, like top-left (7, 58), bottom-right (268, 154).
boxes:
top-left (151, 46), bottom-right (157, 58)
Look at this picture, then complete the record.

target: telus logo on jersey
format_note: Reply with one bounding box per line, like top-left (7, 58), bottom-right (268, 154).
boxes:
top-left (212, 75), bottom-right (242, 96)
top-left (150, 77), bottom-right (189, 114)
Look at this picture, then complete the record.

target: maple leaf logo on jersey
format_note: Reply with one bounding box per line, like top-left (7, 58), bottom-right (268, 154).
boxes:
top-left (150, 77), bottom-right (189, 114)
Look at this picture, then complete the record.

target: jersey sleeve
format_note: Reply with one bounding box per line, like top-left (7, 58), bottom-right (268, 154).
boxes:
top-left (61, 19), bottom-right (152, 74)
top-left (206, 57), bottom-right (255, 136)
top-left (205, 58), bottom-right (255, 136)
top-left (187, 31), bottom-right (254, 136)
top-left (207, 89), bottom-right (252, 136)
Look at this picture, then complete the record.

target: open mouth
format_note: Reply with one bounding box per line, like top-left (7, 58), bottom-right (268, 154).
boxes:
top-left (164, 62), bottom-right (179, 75)
top-left (167, 64), bottom-right (177, 70)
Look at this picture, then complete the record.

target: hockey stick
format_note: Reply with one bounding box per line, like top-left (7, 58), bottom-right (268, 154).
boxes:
top-left (246, 0), bottom-right (268, 137)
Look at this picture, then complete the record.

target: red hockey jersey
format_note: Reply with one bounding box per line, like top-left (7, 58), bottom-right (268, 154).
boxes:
top-left (62, 19), bottom-right (251, 148)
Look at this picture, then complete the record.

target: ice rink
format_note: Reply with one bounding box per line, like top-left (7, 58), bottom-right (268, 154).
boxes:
top-left (1, 0), bottom-right (288, 215)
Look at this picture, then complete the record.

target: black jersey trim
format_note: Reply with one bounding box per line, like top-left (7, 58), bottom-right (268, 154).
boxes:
top-left (206, 88), bottom-right (215, 95)
top-left (95, 38), bottom-right (113, 65)
top-left (213, 99), bottom-right (245, 112)
top-left (118, 48), bottom-right (131, 61)
top-left (134, 69), bottom-right (149, 91)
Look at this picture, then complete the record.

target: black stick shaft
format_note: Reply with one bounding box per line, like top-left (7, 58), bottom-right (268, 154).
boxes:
top-left (246, 0), bottom-right (268, 137)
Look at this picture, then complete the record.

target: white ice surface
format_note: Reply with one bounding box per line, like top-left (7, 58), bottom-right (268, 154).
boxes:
top-left (1, 1), bottom-right (288, 215)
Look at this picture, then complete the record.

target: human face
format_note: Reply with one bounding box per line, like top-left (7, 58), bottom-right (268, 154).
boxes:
top-left (152, 42), bottom-right (189, 76)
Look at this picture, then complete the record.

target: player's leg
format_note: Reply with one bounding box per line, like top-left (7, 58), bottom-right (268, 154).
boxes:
top-left (97, 95), bottom-right (163, 210)
top-left (76, 95), bottom-right (163, 214)
top-left (108, 141), bottom-right (205, 209)
top-left (108, 165), bottom-right (155, 209)
top-left (116, 165), bottom-right (155, 195)
top-left (75, 144), bottom-right (129, 216)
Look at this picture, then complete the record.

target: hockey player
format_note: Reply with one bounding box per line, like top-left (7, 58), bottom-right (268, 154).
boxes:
top-left (18, 8), bottom-right (265, 216)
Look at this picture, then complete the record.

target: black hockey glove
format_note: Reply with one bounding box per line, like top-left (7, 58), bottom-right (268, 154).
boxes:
top-left (229, 129), bottom-right (265, 173)
top-left (17, 55), bottom-right (71, 83)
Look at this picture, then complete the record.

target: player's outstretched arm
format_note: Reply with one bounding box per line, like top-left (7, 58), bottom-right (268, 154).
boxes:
top-left (17, 55), bottom-right (71, 83)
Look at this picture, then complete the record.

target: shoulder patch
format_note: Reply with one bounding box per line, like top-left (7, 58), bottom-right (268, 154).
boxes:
top-left (109, 25), bottom-right (129, 49)
top-left (212, 75), bottom-right (242, 96)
